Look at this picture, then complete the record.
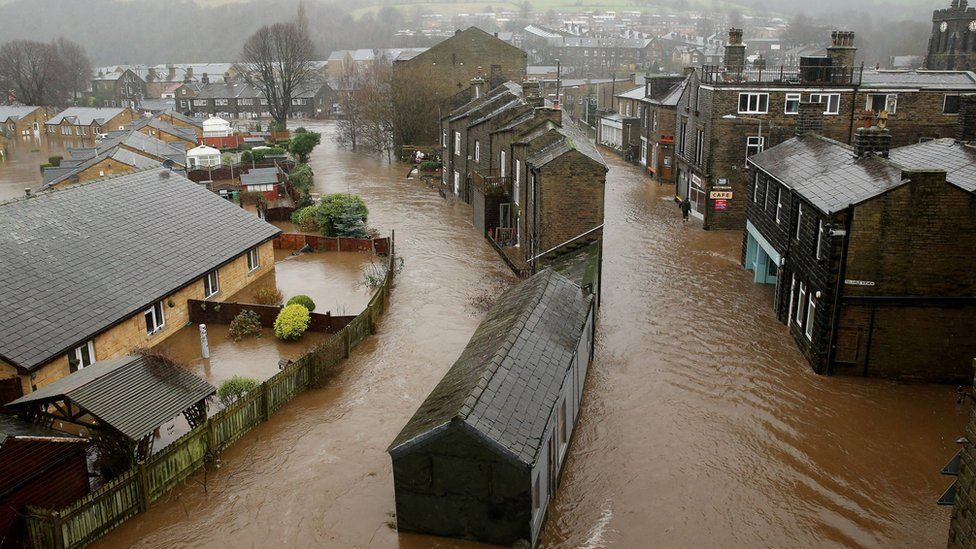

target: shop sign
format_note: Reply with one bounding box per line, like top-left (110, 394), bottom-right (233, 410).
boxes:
top-left (710, 191), bottom-right (733, 199)
top-left (844, 279), bottom-right (876, 287)
top-left (714, 199), bottom-right (728, 210)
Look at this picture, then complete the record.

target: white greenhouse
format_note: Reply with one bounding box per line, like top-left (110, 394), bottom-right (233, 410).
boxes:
top-left (186, 144), bottom-right (221, 169)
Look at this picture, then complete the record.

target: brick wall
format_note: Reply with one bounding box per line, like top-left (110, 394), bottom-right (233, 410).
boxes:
top-left (536, 152), bottom-right (606, 254)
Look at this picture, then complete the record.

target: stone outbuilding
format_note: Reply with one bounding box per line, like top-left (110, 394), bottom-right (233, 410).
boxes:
top-left (388, 269), bottom-right (595, 546)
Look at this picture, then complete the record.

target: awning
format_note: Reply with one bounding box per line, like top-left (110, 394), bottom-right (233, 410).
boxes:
top-left (746, 220), bottom-right (781, 265)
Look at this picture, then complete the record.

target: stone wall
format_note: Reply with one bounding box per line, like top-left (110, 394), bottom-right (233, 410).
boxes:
top-left (950, 367), bottom-right (976, 547)
top-left (537, 151), bottom-right (606, 254)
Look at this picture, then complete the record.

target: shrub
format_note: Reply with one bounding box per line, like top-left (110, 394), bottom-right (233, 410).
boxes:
top-left (39, 163), bottom-right (52, 174)
top-left (253, 287), bottom-right (283, 305)
top-left (217, 375), bottom-right (260, 406)
top-left (274, 304), bottom-right (310, 340)
top-left (294, 126), bottom-right (307, 134)
top-left (290, 205), bottom-right (318, 231)
top-left (241, 150), bottom-right (253, 162)
top-left (239, 191), bottom-right (269, 209)
top-left (418, 161), bottom-right (442, 171)
top-left (289, 131), bottom-right (321, 163)
top-left (228, 309), bottom-right (263, 341)
top-left (313, 193), bottom-right (368, 237)
top-left (286, 294), bottom-right (316, 312)
top-left (288, 163), bottom-right (314, 194)
top-left (48, 155), bottom-right (62, 167)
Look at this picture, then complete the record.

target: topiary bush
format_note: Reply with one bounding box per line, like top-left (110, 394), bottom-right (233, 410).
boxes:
top-left (274, 304), bottom-right (310, 340)
top-left (228, 309), bottom-right (262, 341)
top-left (217, 375), bottom-right (260, 406)
top-left (286, 294), bottom-right (316, 312)
top-left (253, 287), bottom-right (283, 305)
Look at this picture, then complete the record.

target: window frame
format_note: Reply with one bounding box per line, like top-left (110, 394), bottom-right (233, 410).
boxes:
top-left (816, 219), bottom-right (825, 259)
top-left (474, 140), bottom-right (480, 163)
top-left (784, 93), bottom-right (801, 115)
top-left (944, 94), bottom-right (961, 115)
top-left (738, 92), bottom-right (769, 114)
top-left (753, 172), bottom-right (761, 202)
top-left (805, 293), bottom-right (817, 340)
top-left (454, 131), bottom-right (461, 156)
top-left (796, 283), bottom-right (806, 327)
top-left (746, 135), bottom-right (764, 160)
top-left (144, 301), bottom-right (166, 335)
top-left (809, 93), bottom-right (840, 115)
top-left (775, 186), bottom-right (783, 224)
top-left (866, 93), bottom-right (897, 114)
top-left (247, 247), bottom-right (260, 272)
top-left (694, 129), bottom-right (704, 164)
top-left (514, 159), bottom-right (521, 205)
top-left (71, 340), bottom-right (96, 370)
top-left (203, 269), bottom-right (220, 298)
top-left (795, 203), bottom-right (804, 240)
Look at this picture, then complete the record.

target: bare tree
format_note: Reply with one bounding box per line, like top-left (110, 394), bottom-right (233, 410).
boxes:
top-left (334, 64), bottom-right (364, 150)
top-left (0, 40), bottom-right (61, 105)
top-left (240, 21), bottom-right (316, 130)
top-left (390, 62), bottom-right (442, 149)
top-left (55, 38), bottom-right (92, 104)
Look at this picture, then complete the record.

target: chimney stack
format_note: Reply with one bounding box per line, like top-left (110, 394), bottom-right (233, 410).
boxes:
top-left (826, 31), bottom-right (857, 70)
top-left (854, 126), bottom-right (892, 159)
top-left (795, 102), bottom-right (824, 136)
top-left (957, 94), bottom-right (976, 142)
top-left (201, 73), bottom-right (210, 85)
top-left (724, 28), bottom-right (746, 70)
top-left (470, 76), bottom-right (485, 99)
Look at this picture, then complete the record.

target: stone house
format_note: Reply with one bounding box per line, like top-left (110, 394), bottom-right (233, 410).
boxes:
top-left (596, 86), bottom-right (643, 160)
top-left (0, 168), bottom-right (279, 402)
top-left (742, 107), bottom-right (976, 382)
top-left (45, 107), bottom-right (136, 138)
top-left (676, 27), bottom-right (976, 230)
top-left (392, 27), bottom-right (527, 147)
top-left (129, 115), bottom-right (198, 149)
top-left (187, 82), bottom-right (265, 120)
top-left (155, 110), bottom-right (204, 139)
top-left (547, 76), bottom-right (637, 128)
top-left (639, 74), bottom-right (688, 183)
top-left (90, 68), bottom-right (147, 108)
top-left (388, 269), bottom-right (596, 546)
top-left (173, 82), bottom-right (204, 113)
top-left (0, 106), bottom-right (49, 136)
top-left (42, 130), bottom-right (187, 188)
top-left (522, 24), bottom-right (659, 75)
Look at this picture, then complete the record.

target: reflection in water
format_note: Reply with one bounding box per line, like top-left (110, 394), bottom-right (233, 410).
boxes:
top-left (0, 133), bottom-right (92, 200)
top-left (87, 122), bottom-right (966, 548)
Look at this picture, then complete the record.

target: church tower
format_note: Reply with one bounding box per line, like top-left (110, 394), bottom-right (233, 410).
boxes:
top-left (926, 0), bottom-right (976, 70)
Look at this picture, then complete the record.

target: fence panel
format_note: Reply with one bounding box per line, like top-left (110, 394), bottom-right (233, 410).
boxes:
top-left (211, 389), bottom-right (265, 451)
top-left (57, 471), bottom-right (140, 548)
top-left (145, 427), bottom-right (209, 503)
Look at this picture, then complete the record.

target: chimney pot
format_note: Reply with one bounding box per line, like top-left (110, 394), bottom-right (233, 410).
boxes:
top-left (957, 94), bottom-right (976, 142)
top-left (24, 188), bottom-right (31, 197)
top-left (854, 126), bottom-right (892, 159)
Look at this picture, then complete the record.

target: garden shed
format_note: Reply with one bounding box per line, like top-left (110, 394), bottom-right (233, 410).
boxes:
top-left (5, 354), bottom-right (215, 466)
top-left (388, 269), bottom-right (595, 546)
top-left (186, 144), bottom-right (221, 168)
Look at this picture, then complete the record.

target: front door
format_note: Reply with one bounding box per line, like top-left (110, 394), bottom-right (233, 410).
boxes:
top-left (689, 174), bottom-right (705, 218)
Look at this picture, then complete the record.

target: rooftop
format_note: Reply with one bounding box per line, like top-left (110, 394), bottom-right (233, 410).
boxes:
top-left (46, 107), bottom-right (126, 126)
top-left (0, 105), bottom-right (42, 122)
top-left (389, 270), bottom-right (592, 465)
top-left (0, 168), bottom-right (281, 371)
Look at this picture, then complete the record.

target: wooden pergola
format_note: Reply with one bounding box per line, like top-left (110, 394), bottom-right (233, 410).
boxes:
top-left (5, 354), bottom-right (215, 467)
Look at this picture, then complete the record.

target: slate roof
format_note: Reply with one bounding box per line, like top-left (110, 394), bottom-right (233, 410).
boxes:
top-left (7, 355), bottom-right (215, 441)
top-left (616, 86), bottom-right (646, 100)
top-left (0, 168), bottom-right (281, 370)
top-left (46, 107), bottom-right (125, 126)
top-left (748, 134), bottom-right (905, 214)
top-left (160, 110), bottom-right (203, 129)
top-left (447, 81), bottom-right (522, 122)
top-left (859, 70), bottom-right (976, 90)
top-left (240, 167), bottom-right (280, 186)
top-left (527, 117), bottom-right (607, 169)
top-left (888, 138), bottom-right (976, 193)
top-left (129, 116), bottom-right (197, 143)
top-left (195, 82), bottom-right (261, 100)
top-left (389, 270), bottom-right (592, 465)
top-left (44, 130), bottom-right (186, 186)
top-left (0, 105), bottom-right (42, 122)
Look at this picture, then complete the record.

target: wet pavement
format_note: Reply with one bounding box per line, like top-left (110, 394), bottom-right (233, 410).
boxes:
top-left (53, 121), bottom-right (965, 548)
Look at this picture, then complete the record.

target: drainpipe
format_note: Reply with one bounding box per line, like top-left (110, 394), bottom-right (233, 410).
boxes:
top-left (846, 63), bottom-right (863, 145)
top-left (825, 206), bottom-right (853, 375)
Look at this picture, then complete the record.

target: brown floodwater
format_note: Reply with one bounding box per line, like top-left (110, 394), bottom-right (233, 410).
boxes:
top-left (69, 122), bottom-right (966, 548)
top-left (0, 133), bottom-right (90, 200)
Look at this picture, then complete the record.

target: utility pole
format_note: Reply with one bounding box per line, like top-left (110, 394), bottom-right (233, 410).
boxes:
top-left (555, 59), bottom-right (561, 109)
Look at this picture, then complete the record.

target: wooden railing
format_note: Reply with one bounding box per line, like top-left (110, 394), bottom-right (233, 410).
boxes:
top-left (24, 232), bottom-right (397, 549)
top-left (472, 169), bottom-right (509, 197)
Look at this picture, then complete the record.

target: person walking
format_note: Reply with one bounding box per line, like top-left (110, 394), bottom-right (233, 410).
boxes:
top-left (680, 197), bottom-right (691, 222)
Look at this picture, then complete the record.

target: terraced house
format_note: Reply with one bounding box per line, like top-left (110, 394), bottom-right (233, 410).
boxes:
top-left (45, 107), bottom-right (136, 138)
top-left (742, 103), bottom-right (976, 383)
top-left (675, 27), bottom-right (976, 230)
top-left (0, 106), bottom-right (49, 136)
top-left (0, 169), bottom-right (279, 403)
top-left (42, 130), bottom-right (187, 188)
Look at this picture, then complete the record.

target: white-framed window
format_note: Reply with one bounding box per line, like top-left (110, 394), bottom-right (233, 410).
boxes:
top-left (500, 150), bottom-right (506, 177)
top-left (514, 160), bottom-right (521, 205)
top-left (532, 474), bottom-right (541, 516)
top-left (753, 172), bottom-right (761, 202)
top-left (738, 93), bottom-right (769, 114)
top-left (442, 129), bottom-right (447, 147)
top-left (203, 269), bottom-right (219, 298)
top-left (796, 282), bottom-right (806, 327)
top-left (215, 99), bottom-right (229, 106)
top-left (248, 183), bottom-right (274, 192)
top-left (71, 340), bottom-right (96, 370)
top-left (945, 94), bottom-right (961, 115)
top-left (810, 93), bottom-right (840, 115)
top-left (746, 136), bottom-right (764, 159)
top-left (787, 274), bottom-right (797, 325)
top-left (795, 203), bottom-right (804, 240)
top-left (145, 301), bottom-right (166, 335)
top-left (866, 93), bottom-right (897, 114)
top-left (784, 93), bottom-right (801, 114)
top-left (454, 131), bottom-right (461, 156)
top-left (193, 99), bottom-right (207, 106)
top-left (775, 186), bottom-right (783, 224)
top-left (695, 87), bottom-right (702, 112)
top-left (816, 219), bottom-right (825, 259)
top-left (805, 293), bottom-right (817, 340)
top-left (474, 140), bottom-right (480, 163)
top-left (453, 170), bottom-right (460, 195)
top-left (247, 247), bottom-right (260, 271)
top-left (558, 400), bottom-right (568, 455)
top-left (694, 129), bottom-right (704, 164)
top-left (240, 98), bottom-right (254, 105)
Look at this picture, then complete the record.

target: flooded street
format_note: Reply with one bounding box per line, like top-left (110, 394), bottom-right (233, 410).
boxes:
top-left (0, 133), bottom-right (87, 200)
top-left (60, 121), bottom-right (966, 548)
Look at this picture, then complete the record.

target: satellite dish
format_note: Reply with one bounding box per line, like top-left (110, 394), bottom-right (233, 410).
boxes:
top-left (162, 158), bottom-right (175, 169)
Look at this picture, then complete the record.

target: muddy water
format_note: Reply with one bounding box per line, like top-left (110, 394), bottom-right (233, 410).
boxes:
top-left (88, 123), bottom-right (966, 548)
top-left (0, 133), bottom-right (89, 200)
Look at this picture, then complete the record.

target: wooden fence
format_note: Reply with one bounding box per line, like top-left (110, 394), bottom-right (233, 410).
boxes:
top-left (186, 299), bottom-right (355, 334)
top-left (273, 233), bottom-right (390, 254)
top-left (24, 232), bottom-right (397, 549)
